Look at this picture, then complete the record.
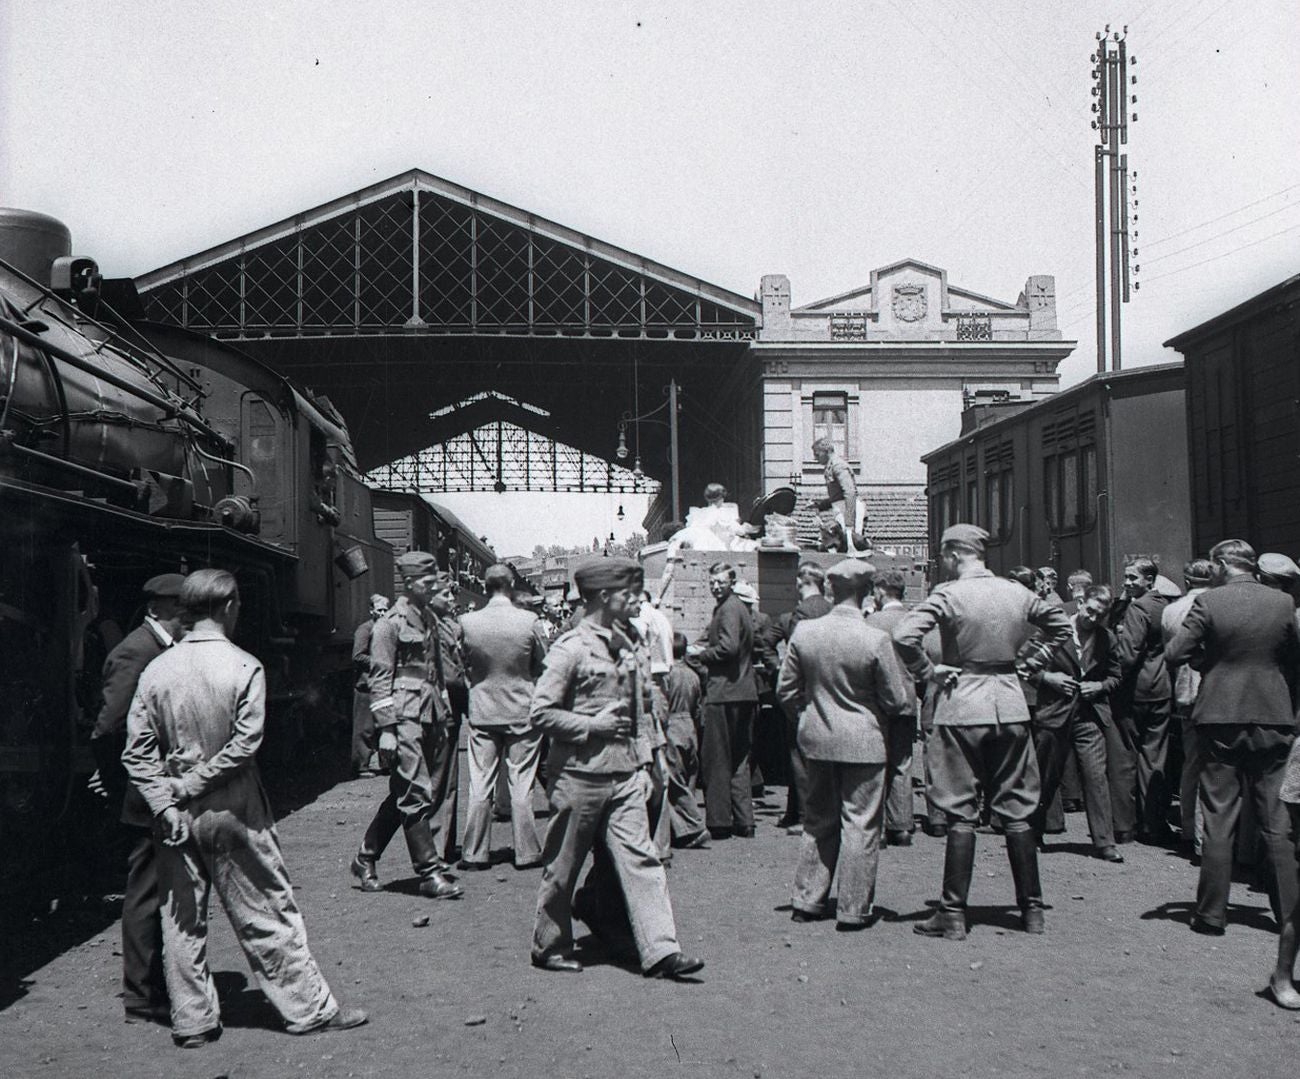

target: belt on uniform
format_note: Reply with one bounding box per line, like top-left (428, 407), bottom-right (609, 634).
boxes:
top-left (960, 662), bottom-right (1018, 675)
top-left (395, 666), bottom-right (429, 679)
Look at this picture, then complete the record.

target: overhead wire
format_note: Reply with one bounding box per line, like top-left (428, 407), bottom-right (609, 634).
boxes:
top-left (1141, 200), bottom-right (1300, 265)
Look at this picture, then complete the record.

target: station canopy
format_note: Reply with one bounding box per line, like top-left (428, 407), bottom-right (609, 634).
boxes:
top-left (133, 169), bottom-right (761, 507)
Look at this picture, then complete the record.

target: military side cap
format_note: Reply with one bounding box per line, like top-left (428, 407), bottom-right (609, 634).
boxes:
top-left (143, 573), bottom-right (185, 598)
top-left (940, 523), bottom-right (989, 553)
top-left (1259, 552), bottom-right (1300, 581)
top-left (573, 556), bottom-right (637, 591)
top-left (732, 581), bottom-right (759, 605)
top-left (826, 559), bottom-right (876, 588)
top-left (397, 550), bottom-right (439, 577)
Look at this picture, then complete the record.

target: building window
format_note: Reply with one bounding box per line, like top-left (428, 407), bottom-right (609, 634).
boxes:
top-left (811, 391), bottom-right (849, 460)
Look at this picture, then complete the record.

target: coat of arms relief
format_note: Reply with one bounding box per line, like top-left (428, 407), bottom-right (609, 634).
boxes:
top-left (892, 284), bottom-right (927, 322)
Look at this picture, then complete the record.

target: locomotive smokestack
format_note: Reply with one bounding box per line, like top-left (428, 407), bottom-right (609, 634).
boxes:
top-left (0, 208), bottom-right (72, 284)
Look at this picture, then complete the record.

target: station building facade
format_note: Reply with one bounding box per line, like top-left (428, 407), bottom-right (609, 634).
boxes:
top-left (749, 259), bottom-right (1074, 558)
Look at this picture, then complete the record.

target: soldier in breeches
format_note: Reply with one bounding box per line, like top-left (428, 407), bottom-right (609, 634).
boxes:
top-left (530, 557), bottom-right (703, 980)
top-left (893, 525), bottom-right (1071, 939)
top-left (350, 551), bottom-right (462, 900)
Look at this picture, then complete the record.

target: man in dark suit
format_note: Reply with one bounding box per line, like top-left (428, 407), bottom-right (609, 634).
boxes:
top-left (1028, 584), bottom-right (1124, 863)
top-left (1166, 538), bottom-right (1300, 935)
top-left (1113, 556), bottom-right (1174, 843)
top-left (688, 561), bottom-right (758, 839)
top-left (458, 564), bottom-right (548, 869)
top-left (865, 569), bottom-right (920, 846)
top-left (90, 572), bottom-right (186, 1025)
top-left (775, 562), bottom-right (832, 832)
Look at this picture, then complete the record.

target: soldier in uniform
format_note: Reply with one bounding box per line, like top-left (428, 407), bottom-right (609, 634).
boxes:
top-left (530, 557), bottom-right (703, 979)
top-left (893, 524), bottom-right (1071, 939)
top-left (349, 551), bottom-right (463, 900)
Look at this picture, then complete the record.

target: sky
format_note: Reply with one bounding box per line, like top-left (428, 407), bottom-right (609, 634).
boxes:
top-left (3, 1), bottom-right (1297, 547)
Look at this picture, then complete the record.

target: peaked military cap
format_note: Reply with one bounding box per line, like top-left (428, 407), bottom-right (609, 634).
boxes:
top-left (143, 573), bottom-right (186, 598)
top-left (940, 523), bottom-right (989, 554)
top-left (396, 550), bottom-right (439, 577)
top-left (573, 556), bottom-right (638, 592)
top-left (1259, 552), bottom-right (1300, 581)
top-left (826, 559), bottom-right (876, 588)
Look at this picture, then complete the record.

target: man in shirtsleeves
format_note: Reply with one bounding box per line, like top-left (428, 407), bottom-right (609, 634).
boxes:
top-left (893, 524), bottom-right (1071, 940)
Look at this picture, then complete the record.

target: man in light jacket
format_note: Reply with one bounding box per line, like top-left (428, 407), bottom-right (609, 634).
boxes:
top-left (778, 560), bottom-right (911, 929)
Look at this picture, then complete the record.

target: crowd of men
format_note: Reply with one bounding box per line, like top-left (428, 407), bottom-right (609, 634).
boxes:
top-left (87, 515), bottom-right (1300, 1048)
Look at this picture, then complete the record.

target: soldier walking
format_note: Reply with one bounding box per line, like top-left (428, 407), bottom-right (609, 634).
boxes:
top-left (893, 525), bottom-right (1071, 939)
top-left (350, 551), bottom-right (462, 899)
top-left (530, 557), bottom-right (703, 979)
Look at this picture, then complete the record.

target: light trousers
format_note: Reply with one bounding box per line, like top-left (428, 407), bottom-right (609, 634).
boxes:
top-left (532, 770), bottom-right (680, 971)
top-left (462, 726), bottom-right (542, 866)
top-left (155, 785), bottom-right (338, 1038)
top-left (792, 760), bottom-right (886, 924)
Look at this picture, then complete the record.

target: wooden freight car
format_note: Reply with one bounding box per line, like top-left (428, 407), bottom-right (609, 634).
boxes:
top-left (922, 363), bottom-right (1191, 587)
top-left (370, 489), bottom-right (495, 609)
top-left (1165, 273), bottom-right (1300, 558)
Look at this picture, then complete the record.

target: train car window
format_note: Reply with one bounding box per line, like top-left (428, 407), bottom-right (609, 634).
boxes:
top-left (1044, 456), bottom-right (1060, 531)
top-left (986, 472), bottom-right (1002, 539)
top-left (1081, 446), bottom-right (1098, 527)
top-left (811, 391), bottom-right (849, 461)
top-left (1061, 452), bottom-right (1080, 530)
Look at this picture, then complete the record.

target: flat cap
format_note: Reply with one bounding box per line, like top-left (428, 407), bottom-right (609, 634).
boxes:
top-left (940, 523), bottom-right (989, 553)
top-left (826, 559), bottom-right (876, 588)
top-left (573, 556), bottom-right (638, 592)
top-left (732, 581), bottom-right (759, 606)
top-left (396, 550), bottom-right (439, 577)
top-left (1258, 552), bottom-right (1300, 581)
top-left (143, 573), bottom-right (186, 598)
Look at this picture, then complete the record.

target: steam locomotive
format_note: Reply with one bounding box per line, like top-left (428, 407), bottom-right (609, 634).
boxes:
top-left (0, 209), bottom-right (392, 872)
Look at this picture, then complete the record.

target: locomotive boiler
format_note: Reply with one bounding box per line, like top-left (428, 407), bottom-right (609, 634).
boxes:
top-left (0, 209), bottom-right (391, 876)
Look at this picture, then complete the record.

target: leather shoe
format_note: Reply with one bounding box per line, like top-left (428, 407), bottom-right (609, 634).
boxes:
top-left (791, 909), bottom-right (824, 923)
top-left (732, 826), bottom-right (755, 838)
top-left (350, 855), bottom-right (381, 892)
top-left (1266, 979), bottom-right (1300, 1010)
top-left (913, 910), bottom-right (967, 941)
top-left (1021, 907), bottom-right (1046, 934)
top-left (532, 953), bottom-right (583, 973)
top-left (124, 1003), bottom-right (170, 1025)
top-left (514, 859), bottom-right (545, 871)
top-left (1190, 916), bottom-right (1225, 936)
top-left (645, 952), bottom-right (704, 979)
top-left (886, 831), bottom-right (914, 847)
top-left (297, 1006), bottom-right (369, 1034)
top-left (418, 871), bottom-right (464, 899)
top-left (707, 828), bottom-right (732, 841)
top-left (923, 821), bottom-right (948, 838)
top-left (1114, 830), bottom-right (1135, 845)
top-left (1096, 845), bottom-right (1125, 863)
top-left (173, 1026), bottom-right (221, 1049)
top-left (457, 859), bottom-right (492, 871)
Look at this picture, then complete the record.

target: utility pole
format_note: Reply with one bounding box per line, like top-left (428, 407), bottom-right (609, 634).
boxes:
top-left (668, 378), bottom-right (681, 524)
top-left (1091, 28), bottom-right (1138, 371)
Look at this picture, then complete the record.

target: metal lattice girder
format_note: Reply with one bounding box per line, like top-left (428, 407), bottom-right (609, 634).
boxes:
top-left (366, 421), bottom-right (659, 495)
top-left (135, 170), bottom-right (759, 340)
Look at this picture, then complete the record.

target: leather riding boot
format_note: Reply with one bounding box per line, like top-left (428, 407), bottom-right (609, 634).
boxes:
top-left (350, 852), bottom-right (381, 892)
top-left (1006, 828), bottom-right (1045, 933)
top-left (914, 827), bottom-right (975, 940)
top-left (406, 819), bottom-right (464, 898)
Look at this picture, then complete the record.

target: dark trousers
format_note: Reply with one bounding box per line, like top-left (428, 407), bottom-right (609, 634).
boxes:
top-left (428, 691), bottom-right (465, 862)
top-left (359, 718), bottom-right (442, 877)
top-left (701, 701), bottom-right (756, 832)
top-left (349, 688), bottom-right (376, 774)
top-left (122, 828), bottom-right (167, 1011)
top-left (1195, 729), bottom-right (1298, 929)
top-left (1031, 718), bottom-right (1115, 849)
top-left (1104, 709), bottom-right (1137, 835)
top-left (1115, 698), bottom-right (1174, 838)
top-left (779, 700), bottom-right (809, 823)
top-left (884, 714), bottom-right (917, 835)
